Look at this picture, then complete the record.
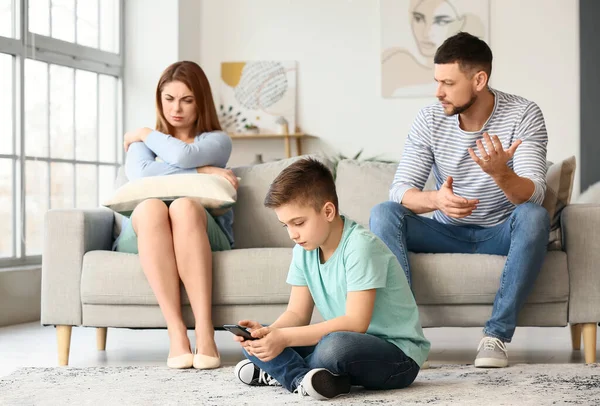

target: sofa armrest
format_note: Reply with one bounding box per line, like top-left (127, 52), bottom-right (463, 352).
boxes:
top-left (562, 204), bottom-right (600, 323)
top-left (41, 208), bottom-right (115, 326)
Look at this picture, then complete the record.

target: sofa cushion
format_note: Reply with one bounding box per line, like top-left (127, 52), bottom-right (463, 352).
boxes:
top-left (336, 159), bottom-right (397, 227)
top-left (411, 251), bottom-right (568, 305)
top-left (80, 248), bottom-right (294, 306)
top-left (231, 155), bottom-right (333, 249)
top-left (80, 249), bottom-right (566, 307)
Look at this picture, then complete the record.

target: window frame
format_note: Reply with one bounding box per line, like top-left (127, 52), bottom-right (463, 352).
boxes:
top-left (0, 0), bottom-right (124, 267)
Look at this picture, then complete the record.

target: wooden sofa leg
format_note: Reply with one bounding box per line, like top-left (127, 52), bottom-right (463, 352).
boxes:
top-left (97, 327), bottom-right (107, 351)
top-left (582, 323), bottom-right (597, 364)
top-left (57, 325), bottom-right (72, 366)
top-left (570, 323), bottom-right (582, 350)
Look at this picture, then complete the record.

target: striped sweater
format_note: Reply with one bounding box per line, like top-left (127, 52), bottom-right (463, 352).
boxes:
top-left (391, 88), bottom-right (548, 227)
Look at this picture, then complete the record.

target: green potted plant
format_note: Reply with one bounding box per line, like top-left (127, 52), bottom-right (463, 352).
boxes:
top-left (243, 123), bottom-right (259, 135)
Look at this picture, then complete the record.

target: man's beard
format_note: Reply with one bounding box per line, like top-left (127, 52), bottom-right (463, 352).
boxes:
top-left (443, 93), bottom-right (478, 116)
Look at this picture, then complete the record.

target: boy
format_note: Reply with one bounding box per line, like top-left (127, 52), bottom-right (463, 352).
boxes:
top-left (232, 158), bottom-right (430, 400)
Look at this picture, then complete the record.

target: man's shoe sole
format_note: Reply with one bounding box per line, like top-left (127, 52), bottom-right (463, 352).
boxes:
top-left (474, 357), bottom-right (508, 368)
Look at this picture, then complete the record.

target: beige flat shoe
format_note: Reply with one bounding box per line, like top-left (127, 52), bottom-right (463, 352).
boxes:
top-left (193, 349), bottom-right (221, 369)
top-left (167, 353), bottom-right (194, 369)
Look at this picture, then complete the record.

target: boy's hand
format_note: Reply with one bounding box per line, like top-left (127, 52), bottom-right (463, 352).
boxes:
top-left (239, 320), bottom-right (262, 332)
top-left (231, 320), bottom-right (262, 344)
top-left (245, 327), bottom-right (289, 362)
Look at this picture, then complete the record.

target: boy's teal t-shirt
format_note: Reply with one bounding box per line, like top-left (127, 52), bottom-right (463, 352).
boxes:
top-left (286, 216), bottom-right (430, 367)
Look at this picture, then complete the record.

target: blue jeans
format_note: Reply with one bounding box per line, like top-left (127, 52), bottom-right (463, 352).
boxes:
top-left (369, 202), bottom-right (550, 342)
top-left (242, 332), bottom-right (419, 393)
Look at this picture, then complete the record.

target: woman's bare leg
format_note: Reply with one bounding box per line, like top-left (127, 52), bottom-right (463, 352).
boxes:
top-left (168, 198), bottom-right (218, 357)
top-left (132, 199), bottom-right (191, 358)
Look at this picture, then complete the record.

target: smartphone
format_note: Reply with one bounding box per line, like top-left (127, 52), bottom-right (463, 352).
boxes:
top-left (223, 324), bottom-right (256, 340)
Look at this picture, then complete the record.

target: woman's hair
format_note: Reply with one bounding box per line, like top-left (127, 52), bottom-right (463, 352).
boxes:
top-left (155, 61), bottom-right (222, 135)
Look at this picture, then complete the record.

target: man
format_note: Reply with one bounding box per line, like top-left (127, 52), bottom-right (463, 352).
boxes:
top-left (370, 32), bottom-right (550, 368)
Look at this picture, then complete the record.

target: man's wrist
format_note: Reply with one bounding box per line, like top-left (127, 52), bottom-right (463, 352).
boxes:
top-left (427, 190), bottom-right (440, 211)
top-left (490, 165), bottom-right (515, 184)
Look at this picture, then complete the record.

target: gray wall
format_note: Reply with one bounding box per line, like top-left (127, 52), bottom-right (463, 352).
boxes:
top-left (580, 0), bottom-right (600, 191)
top-left (0, 267), bottom-right (41, 327)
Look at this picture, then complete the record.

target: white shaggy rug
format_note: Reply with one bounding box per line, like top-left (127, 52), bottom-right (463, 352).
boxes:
top-left (1, 364), bottom-right (599, 405)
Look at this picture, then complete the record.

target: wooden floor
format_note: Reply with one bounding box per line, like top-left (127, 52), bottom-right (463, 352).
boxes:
top-left (0, 322), bottom-right (598, 378)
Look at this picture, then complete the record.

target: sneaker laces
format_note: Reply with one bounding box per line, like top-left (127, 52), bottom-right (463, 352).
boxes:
top-left (294, 383), bottom-right (309, 397)
top-left (258, 369), bottom-right (279, 386)
top-left (478, 336), bottom-right (508, 354)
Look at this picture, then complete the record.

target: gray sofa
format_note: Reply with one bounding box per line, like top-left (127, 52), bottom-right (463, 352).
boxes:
top-left (41, 157), bottom-right (600, 366)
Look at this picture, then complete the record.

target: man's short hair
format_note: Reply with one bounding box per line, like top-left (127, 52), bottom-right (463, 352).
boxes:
top-left (264, 158), bottom-right (339, 212)
top-left (434, 32), bottom-right (493, 78)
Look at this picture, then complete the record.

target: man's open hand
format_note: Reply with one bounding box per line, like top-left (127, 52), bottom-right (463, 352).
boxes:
top-left (468, 132), bottom-right (521, 176)
top-left (435, 176), bottom-right (478, 218)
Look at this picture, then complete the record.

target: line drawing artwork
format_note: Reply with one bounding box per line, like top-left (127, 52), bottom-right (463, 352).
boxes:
top-left (381, 0), bottom-right (489, 98)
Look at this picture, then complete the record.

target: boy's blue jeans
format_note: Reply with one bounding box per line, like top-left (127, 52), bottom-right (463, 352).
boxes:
top-left (242, 331), bottom-right (419, 393)
top-left (369, 202), bottom-right (550, 343)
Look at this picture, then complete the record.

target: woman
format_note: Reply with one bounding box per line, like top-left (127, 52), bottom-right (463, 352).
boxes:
top-left (115, 61), bottom-right (237, 369)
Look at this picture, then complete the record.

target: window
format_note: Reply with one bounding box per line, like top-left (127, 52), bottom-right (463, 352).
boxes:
top-left (29, 0), bottom-right (119, 52)
top-left (0, 0), bottom-right (123, 266)
top-left (0, 0), bottom-right (14, 38)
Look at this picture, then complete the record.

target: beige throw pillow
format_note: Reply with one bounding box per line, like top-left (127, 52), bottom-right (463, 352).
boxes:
top-left (102, 173), bottom-right (237, 217)
top-left (542, 156), bottom-right (576, 249)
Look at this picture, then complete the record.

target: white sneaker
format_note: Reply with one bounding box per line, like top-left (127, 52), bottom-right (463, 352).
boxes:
top-left (234, 359), bottom-right (280, 386)
top-left (294, 368), bottom-right (351, 400)
top-left (474, 337), bottom-right (508, 368)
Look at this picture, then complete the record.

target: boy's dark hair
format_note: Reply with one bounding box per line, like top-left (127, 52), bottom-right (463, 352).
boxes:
top-left (264, 158), bottom-right (339, 212)
top-left (434, 32), bottom-right (493, 79)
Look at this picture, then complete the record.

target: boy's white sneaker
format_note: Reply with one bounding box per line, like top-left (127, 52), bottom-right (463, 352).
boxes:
top-left (234, 359), bottom-right (280, 386)
top-left (295, 368), bottom-right (351, 400)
